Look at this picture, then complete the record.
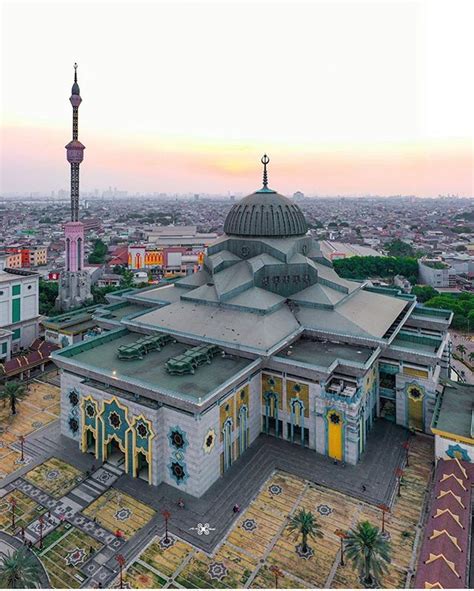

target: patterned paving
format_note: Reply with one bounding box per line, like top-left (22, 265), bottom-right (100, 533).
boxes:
top-left (0, 489), bottom-right (44, 531)
top-left (35, 522), bottom-right (103, 589)
top-left (0, 381), bottom-right (60, 478)
top-left (82, 488), bottom-right (156, 539)
top-left (117, 436), bottom-right (432, 589)
top-left (24, 457), bottom-right (84, 499)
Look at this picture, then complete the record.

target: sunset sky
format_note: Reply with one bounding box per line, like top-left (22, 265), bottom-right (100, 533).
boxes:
top-left (1, 0), bottom-right (473, 196)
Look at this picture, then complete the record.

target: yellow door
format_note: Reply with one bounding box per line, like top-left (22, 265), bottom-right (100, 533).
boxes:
top-left (327, 411), bottom-right (343, 460)
top-left (408, 387), bottom-right (424, 431)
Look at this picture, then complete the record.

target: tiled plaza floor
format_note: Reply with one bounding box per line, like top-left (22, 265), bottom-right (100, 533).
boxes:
top-left (24, 457), bottom-right (84, 499)
top-left (36, 522), bottom-right (103, 589)
top-left (82, 488), bottom-right (156, 539)
top-left (0, 381), bottom-right (60, 478)
top-left (0, 489), bottom-right (44, 531)
top-left (118, 435), bottom-right (432, 589)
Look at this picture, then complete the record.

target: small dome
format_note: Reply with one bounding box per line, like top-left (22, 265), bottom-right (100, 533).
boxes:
top-left (224, 189), bottom-right (308, 238)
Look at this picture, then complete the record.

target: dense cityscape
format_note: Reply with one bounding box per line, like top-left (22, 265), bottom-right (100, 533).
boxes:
top-left (1, 1), bottom-right (473, 590)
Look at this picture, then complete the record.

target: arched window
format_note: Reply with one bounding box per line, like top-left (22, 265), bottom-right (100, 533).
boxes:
top-left (77, 237), bottom-right (82, 270)
top-left (222, 417), bottom-right (233, 471)
top-left (238, 405), bottom-right (249, 455)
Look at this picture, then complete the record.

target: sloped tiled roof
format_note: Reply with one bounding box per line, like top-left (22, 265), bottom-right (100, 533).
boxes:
top-left (414, 458), bottom-right (473, 589)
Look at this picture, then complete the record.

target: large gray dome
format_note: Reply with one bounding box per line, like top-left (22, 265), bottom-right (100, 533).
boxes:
top-left (224, 189), bottom-right (308, 238)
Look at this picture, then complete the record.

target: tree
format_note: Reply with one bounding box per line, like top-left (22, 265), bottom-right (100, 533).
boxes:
top-left (456, 344), bottom-right (467, 359)
top-left (39, 279), bottom-right (59, 316)
top-left (333, 256), bottom-right (418, 282)
top-left (468, 352), bottom-right (474, 364)
top-left (88, 239), bottom-right (108, 264)
top-left (385, 239), bottom-right (415, 257)
top-left (287, 508), bottom-right (322, 553)
top-left (0, 546), bottom-right (41, 589)
top-left (1, 382), bottom-right (26, 415)
top-left (345, 521), bottom-right (391, 587)
top-left (411, 285), bottom-right (439, 303)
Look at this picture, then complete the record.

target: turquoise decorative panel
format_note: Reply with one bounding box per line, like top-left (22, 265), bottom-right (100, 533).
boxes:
top-left (135, 419), bottom-right (151, 452)
top-left (102, 399), bottom-right (129, 444)
top-left (446, 443), bottom-right (471, 462)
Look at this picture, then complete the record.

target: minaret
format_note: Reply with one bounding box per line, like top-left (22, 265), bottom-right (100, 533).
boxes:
top-left (56, 63), bottom-right (92, 311)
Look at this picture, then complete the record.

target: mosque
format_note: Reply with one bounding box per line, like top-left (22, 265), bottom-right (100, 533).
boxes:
top-left (53, 155), bottom-right (452, 497)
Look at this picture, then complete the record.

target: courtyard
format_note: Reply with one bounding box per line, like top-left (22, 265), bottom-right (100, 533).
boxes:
top-left (116, 434), bottom-right (433, 589)
top-left (0, 380), bottom-right (60, 478)
top-left (82, 488), bottom-right (156, 539)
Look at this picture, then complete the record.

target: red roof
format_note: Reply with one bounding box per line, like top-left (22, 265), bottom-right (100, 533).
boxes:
top-left (1, 340), bottom-right (59, 377)
top-left (414, 458), bottom-right (473, 589)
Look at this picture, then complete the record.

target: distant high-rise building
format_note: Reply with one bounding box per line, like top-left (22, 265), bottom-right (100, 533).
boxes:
top-left (56, 64), bottom-right (92, 311)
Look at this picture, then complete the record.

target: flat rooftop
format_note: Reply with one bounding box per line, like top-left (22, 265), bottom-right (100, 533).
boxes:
top-left (276, 338), bottom-right (375, 370)
top-left (55, 329), bottom-right (254, 402)
top-left (391, 331), bottom-right (442, 355)
top-left (100, 303), bottom-right (147, 321)
top-left (432, 380), bottom-right (474, 440)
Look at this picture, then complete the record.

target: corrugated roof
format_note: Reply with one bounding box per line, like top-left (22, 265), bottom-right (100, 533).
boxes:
top-left (414, 458), bottom-right (473, 589)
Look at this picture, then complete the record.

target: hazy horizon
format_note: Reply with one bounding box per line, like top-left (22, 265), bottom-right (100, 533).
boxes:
top-left (1, 0), bottom-right (473, 197)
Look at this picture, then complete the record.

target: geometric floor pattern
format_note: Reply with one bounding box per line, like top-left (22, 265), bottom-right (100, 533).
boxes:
top-left (0, 381), bottom-right (60, 478)
top-left (118, 435), bottom-right (433, 589)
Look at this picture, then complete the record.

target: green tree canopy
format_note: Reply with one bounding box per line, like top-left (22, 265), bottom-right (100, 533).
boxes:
top-left (411, 285), bottom-right (439, 303)
top-left (0, 546), bottom-right (41, 589)
top-left (333, 256), bottom-right (418, 281)
top-left (88, 239), bottom-right (108, 264)
top-left (385, 239), bottom-right (415, 257)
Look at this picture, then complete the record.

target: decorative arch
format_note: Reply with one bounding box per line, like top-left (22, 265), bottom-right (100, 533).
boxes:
top-left (222, 417), bottom-right (233, 471)
top-left (326, 408), bottom-right (344, 461)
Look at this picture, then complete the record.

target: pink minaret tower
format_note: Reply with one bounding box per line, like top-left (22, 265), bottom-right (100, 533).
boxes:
top-left (56, 63), bottom-right (91, 310)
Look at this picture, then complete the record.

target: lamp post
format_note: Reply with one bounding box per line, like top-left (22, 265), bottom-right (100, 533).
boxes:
top-left (395, 468), bottom-right (404, 497)
top-left (9, 496), bottom-right (17, 530)
top-left (38, 515), bottom-right (45, 549)
top-left (335, 529), bottom-right (348, 566)
top-left (115, 554), bottom-right (125, 589)
top-left (378, 504), bottom-right (390, 534)
top-left (19, 435), bottom-right (25, 462)
top-left (161, 509), bottom-right (171, 544)
top-left (269, 565), bottom-right (283, 588)
top-left (402, 440), bottom-right (409, 467)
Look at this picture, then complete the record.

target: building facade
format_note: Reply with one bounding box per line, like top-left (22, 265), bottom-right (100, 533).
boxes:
top-left (53, 158), bottom-right (452, 497)
top-left (0, 268), bottom-right (40, 356)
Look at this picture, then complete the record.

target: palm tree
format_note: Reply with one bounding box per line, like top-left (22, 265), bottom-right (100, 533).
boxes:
top-left (456, 344), bottom-right (467, 359)
top-left (1, 382), bottom-right (26, 416)
top-left (345, 521), bottom-right (391, 587)
top-left (468, 351), bottom-right (474, 364)
top-left (0, 546), bottom-right (41, 588)
top-left (287, 508), bottom-right (322, 553)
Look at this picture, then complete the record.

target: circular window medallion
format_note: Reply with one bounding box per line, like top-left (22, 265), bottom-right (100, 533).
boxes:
top-left (85, 403), bottom-right (95, 418)
top-left (203, 428), bottom-right (216, 453)
top-left (170, 461), bottom-right (186, 483)
top-left (169, 428), bottom-right (187, 450)
top-left (329, 412), bottom-right (340, 425)
top-left (293, 383), bottom-right (301, 393)
top-left (69, 417), bottom-right (79, 433)
top-left (109, 411), bottom-right (121, 429)
top-left (69, 390), bottom-right (79, 406)
top-left (137, 423), bottom-right (148, 438)
top-left (241, 246), bottom-right (250, 258)
top-left (408, 386), bottom-right (423, 401)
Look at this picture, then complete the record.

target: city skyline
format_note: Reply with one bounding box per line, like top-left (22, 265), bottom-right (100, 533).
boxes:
top-left (1, 0), bottom-right (473, 197)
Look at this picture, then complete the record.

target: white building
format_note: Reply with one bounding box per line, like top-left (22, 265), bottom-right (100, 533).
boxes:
top-left (0, 268), bottom-right (40, 357)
